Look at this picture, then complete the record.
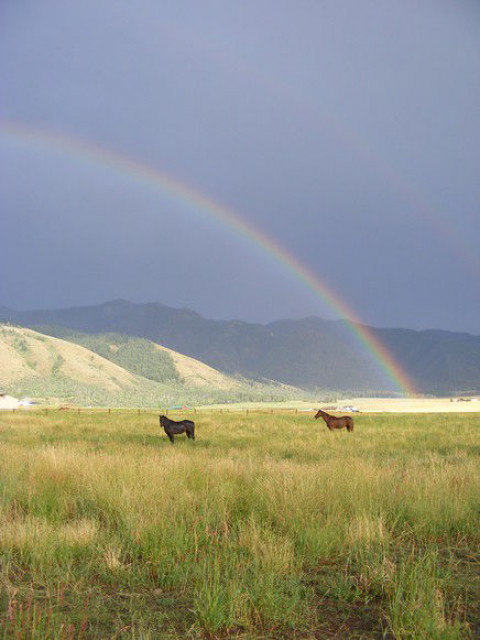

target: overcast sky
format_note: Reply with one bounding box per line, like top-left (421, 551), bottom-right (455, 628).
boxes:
top-left (1, 0), bottom-right (479, 333)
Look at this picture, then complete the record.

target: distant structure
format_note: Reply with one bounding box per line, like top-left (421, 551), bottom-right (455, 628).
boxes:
top-left (0, 393), bottom-right (20, 410)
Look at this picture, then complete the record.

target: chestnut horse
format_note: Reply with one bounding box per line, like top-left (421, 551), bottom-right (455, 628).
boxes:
top-left (314, 409), bottom-right (354, 432)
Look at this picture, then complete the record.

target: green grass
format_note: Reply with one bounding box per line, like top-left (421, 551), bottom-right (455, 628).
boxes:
top-left (0, 410), bottom-right (479, 638)
top-left (8, 374), bottom-right (310, 409)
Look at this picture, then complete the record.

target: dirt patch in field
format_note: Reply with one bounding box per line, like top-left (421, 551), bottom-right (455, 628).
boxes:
top-left (311, 598), bottom-right (386, 639)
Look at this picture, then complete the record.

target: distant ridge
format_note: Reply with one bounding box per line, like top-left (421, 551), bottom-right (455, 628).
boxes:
top-left (1, 301), bottom-right (479, 395)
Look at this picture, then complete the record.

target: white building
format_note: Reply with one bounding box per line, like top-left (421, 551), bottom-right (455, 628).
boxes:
top-left (0, 393), bottom-right (20, 410)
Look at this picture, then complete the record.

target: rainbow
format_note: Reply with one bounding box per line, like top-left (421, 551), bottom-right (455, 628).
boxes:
top-left (0, 119), bottom-right (417, 395)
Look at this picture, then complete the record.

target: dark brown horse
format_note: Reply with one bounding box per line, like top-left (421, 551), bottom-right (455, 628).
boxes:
top-left (314, 409), bottom-right (354, 432)
top-left (160, 415), bottom-right (195, 443)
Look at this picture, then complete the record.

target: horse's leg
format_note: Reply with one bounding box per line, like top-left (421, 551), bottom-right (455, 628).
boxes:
top-left (167, 432), bottom-right (174, 444)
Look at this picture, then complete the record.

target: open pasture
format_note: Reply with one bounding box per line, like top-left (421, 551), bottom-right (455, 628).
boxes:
top-left (0, 410), bottom-right (479, 638)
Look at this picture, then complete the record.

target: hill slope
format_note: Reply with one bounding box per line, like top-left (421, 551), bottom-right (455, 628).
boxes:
top-left (19, 327), bottom-right (250, 392)
top-left (1, 300), bottom-right (479, 394)
top-left (0, 325), bottom-right (137, 391)
top-left (0, 325), bottom-right (306, 406)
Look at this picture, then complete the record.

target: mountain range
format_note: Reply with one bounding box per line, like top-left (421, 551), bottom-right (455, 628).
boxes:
top-left (1, 300), bottom-right (479, 395)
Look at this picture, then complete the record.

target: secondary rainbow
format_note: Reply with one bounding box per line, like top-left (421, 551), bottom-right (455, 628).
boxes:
top-left (0, 119), bottom-right (417, 395)
top-left (171, 28), bottom-right (479, 278)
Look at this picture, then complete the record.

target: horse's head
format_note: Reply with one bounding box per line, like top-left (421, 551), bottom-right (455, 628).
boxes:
top-left (159, 415), bottom-right (166, 427)
top-left (314, 409), bottom-right (326, 420)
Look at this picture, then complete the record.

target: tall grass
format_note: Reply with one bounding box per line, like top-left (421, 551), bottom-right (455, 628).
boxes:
top-left (0, 410), bottom-right (478, 637)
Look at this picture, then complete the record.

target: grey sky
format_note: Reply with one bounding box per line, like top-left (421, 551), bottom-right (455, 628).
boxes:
top-left (1, 0), bottom-right (479, 333)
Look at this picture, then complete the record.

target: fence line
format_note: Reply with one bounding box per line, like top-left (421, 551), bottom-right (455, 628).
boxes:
top-left (26, 406), bottom-right (315, 416)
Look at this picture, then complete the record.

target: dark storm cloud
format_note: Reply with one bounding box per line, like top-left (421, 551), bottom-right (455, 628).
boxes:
top-left (1, 0), bottom-right (479, 332)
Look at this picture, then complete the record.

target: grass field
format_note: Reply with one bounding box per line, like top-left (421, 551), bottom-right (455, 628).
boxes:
top-left (0, 410), bottom-right (479, 638)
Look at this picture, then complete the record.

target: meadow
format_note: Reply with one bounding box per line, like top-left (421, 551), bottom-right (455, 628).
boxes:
top-left (0, 409), bottom-right (479, 638)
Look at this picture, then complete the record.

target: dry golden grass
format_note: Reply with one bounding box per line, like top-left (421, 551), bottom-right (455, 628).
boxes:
top-left (341, 397), bottom-right (480, 413)
top-left (201, 397), bottom-right (480, 413)
top-left (154, 343), bottom-right (244, 390)
top-left (0, 325), bottom-right (137, 390)
top-left (0, 409), bottom-right (478, 638)
top-left (0, 338), bottom-right (32, 382)
top-left (0, 325), bottom-right (271, 401)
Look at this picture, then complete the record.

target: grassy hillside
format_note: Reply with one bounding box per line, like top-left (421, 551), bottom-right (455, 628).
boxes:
top-left (31, 326), bottom-right (250, 392)
top-left (0, 325), bottom-right (138, 391)
top-left (0, 410), bottom-right (478, 637)
top-left (0, 325), bottom-right (309, 407)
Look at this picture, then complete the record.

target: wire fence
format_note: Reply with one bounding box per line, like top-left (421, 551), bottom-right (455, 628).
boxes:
top-left (10, 406), bottom-right (317, 416)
